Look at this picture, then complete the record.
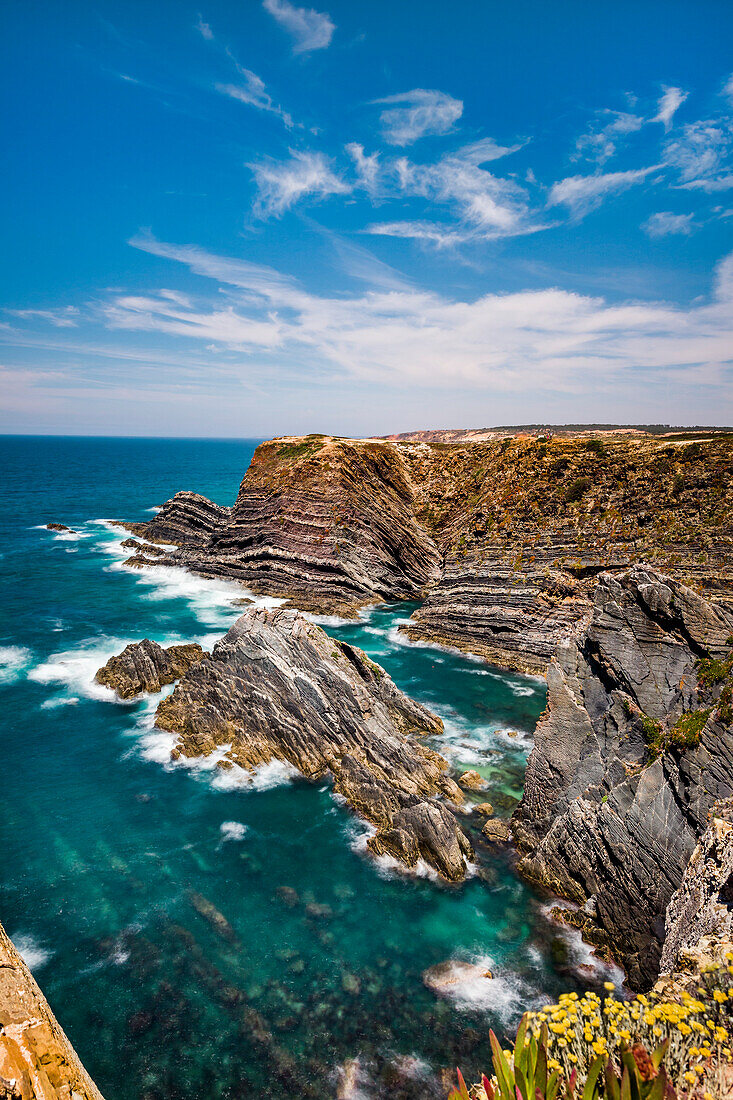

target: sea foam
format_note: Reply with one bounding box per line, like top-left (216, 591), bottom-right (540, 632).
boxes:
top-left (0, 645), bottom-right (33, 685)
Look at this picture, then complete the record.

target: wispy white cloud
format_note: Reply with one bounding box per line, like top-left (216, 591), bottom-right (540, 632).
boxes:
top-left (653, 86), bottom-right (688, 131)
top-left (345, 143), bottom-right (381, 196)
top-left (216, 67), bottom-right (294, 128)
top-left (248, 150), bottom-right (351, 217)
top-left (642, 211), bottom-right (695, 237)
top-left (548, 166), bottom-right (659, 217)
top-left (364, 221), bottom-right (469, 248)
top-left (665, 120), bottom-right (733, 190)
top-left (390, 147), bottom-right (531, 234)
top-left (8, 307), bottom-right (80, 328)
top-left (262, 0), bottom-right (335, 54)
top-left (374, 89), bottom-right (463, 146)
top-left (98, 237), bottom-right (733, 402)
top-left (195, 15), bottom-right (214, 40)
top-left (723, 73), bottom-right (733, 106)
top-left (574, 111), bottom-right (644, 164)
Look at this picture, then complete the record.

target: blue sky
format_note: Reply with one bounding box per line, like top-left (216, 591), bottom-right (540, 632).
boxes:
top-left (2, 0), bottom-right (733, 436)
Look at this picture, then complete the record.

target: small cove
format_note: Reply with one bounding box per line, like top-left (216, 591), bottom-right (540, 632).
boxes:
top-left (0, 436), bottom-right (618, 1100)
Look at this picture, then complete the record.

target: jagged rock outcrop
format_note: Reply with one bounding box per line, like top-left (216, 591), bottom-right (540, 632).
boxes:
top-left (154, 606), bottom-right (473, 880)
top-left (658, 798), bottom-right (733, 980)
top-left (123, 491), bottom-right (231, 547)
top-left (123, 433), bottom-right (733, 668)
top-left (513, 565), bottom-right (733, 988)
top-left (95, 639), bottom-right (207, 699)
top-left (126, 438), bottom-right (441, 615)
top-left (0, 921), bottom-right (103, 1100)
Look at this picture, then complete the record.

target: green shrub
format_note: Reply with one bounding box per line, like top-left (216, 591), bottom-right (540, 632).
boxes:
top-left (564, 477), bottom-right (591, 504)
top-left (668, 708), bottom-right (710, 749)
top-left (585, 439), bottom-right (606, 456)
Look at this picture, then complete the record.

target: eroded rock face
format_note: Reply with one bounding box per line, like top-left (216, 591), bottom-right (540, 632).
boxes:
top-left (659, 798), bottom-right (733, 979)
top-left (154, 606), bottom-right (473, 880)
top-left (513, 566), bottom-right (733, 988)
top-left (405, 557), bottom-right (592, 674)
top-left (95, 639), bottom-right (207, 699)
top-left (0, 921), bottom-right (103, 1100)
top-left (124, 437), bottom-right (442, 616)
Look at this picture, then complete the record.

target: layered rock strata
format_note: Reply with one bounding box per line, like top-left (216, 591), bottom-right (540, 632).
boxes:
top-left (154, 606), bottom-right (473, 880)
top-left (123, 491), bottom-right (231, 547)
top-left (123, 433), bottom-right (733, 670)
top-left (0, 921), bottom-right (103, 1100)
top-left (95, 639), bottom-right (207, 699)
top-left (123, 438), bottom-right (441, 615)
top-left (513, 565), bottom-right (733, 988)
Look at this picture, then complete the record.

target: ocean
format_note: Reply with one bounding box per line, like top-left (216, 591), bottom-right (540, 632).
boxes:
top-left (0, 435), bottom-right (615, 1099)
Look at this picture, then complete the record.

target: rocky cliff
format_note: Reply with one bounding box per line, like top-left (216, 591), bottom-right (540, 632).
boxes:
top-left (658, 796), bottom-right (733, 983)
top-left (512, 565), bottom-right (733, 988)
top-left (0, 921), bottom-right (103, 1100)
top-left (122, 432), bottom-right (733, 671)
top-left (147, 607), bottom-right (473, 880)
top-left (124, 437), bottom-right (441, 615)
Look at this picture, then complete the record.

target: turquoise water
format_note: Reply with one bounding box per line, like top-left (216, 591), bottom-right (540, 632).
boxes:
top-left (0, 437), bottom-right (613, 1100)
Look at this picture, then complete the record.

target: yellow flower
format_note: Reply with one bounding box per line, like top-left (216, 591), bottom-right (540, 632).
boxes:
top-left (684, 1072), bottom-right (696, 1085)
top-left (714, 1027), bottom-right (728, 1042)
top-left (603, 981), bottom-right (615, 991)
top-left (713, 989), bottom-right (726, 1003)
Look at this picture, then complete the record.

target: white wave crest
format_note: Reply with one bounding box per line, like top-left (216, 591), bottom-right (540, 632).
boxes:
top-left (220, 821), bottom-right (248, 842)
top-left (423, 957), bottom-right (538, 1017)
top-left (0, 645), bottom-right (33, 685)
top-left (27, 637), bottom-right (163, 704)
top-left (11, 932), bottom-right (52, 972)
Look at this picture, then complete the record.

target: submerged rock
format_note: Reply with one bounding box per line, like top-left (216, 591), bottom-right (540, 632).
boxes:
top-left (154, 606), bottom-right (473, 880)
top-left (514, 565), bottom-right (733, 988)
top-left (481, 819), bottom-right (510, 843)
top-left (95, 639), bottom-right (208, 699)
top-left (458, 770), bottom-right (487, 791)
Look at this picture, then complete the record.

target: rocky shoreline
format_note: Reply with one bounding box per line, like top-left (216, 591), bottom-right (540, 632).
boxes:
top-left (110, 433), bottom-right (733, 986)
top-left (99, 608), bottom-right (474, 882)
top-left (513, 565), bottom-right (733, 988)
top-left (118, 431), bottom-right (733, 674)
top-left (15, 428), bottom-right (730, 1098)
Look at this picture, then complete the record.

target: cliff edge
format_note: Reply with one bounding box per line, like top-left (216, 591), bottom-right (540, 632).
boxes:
top-left (0, 921), bottom-right (103, 1100)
